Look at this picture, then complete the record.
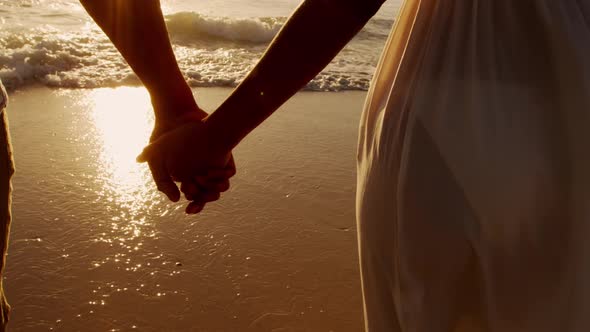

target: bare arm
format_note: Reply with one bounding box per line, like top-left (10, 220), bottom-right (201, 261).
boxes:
top-left (81, 0), bottom-right (236, 204)
top-left (136, 0), bottom-right (383, 211)
top-left (79, 0), bottom-right (204, 124)
top-left (206, 0), bottom-right (385, 150)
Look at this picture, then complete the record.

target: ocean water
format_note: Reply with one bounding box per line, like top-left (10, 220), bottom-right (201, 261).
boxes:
top-left (0, 0), bottom-right (399, 91)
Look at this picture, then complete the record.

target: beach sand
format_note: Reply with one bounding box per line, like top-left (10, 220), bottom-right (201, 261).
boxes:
top-left (3, 86), bottom-right (366, 331)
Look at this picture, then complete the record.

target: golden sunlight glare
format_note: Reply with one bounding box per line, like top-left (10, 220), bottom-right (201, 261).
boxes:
top-left (89, 87), bottom-right (155, 214)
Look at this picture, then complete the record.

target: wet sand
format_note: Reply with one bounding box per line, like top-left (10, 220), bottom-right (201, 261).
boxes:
top-left (3, 87), bottom-right (367, 331)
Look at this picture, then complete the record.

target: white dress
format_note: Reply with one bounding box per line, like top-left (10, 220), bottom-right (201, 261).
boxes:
top-left (356, 1), bottom-right (590, 331)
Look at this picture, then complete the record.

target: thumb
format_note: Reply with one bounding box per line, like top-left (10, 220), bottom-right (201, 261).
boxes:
top-left (136, 144), bottom-right (155, 163)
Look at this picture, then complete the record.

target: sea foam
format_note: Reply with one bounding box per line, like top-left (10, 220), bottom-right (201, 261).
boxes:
top-left (166, 12), bottom-right (284, 44)
top-left (0, 13), bottom-right (392, 91)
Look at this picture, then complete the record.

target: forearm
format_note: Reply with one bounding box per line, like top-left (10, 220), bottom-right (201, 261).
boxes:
top-left (80, 0), bottom-right (199, 121)
top-left (206, 0), bottom-right (384, 150)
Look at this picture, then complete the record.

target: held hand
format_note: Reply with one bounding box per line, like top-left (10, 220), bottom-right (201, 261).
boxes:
top-left (148, 110), bottom-right (206, 202)
top-left (137, 119), bottom-right (235, 213)
top-left (180, 157), bottom-right (236, 214)
top-left (148, 100), bottom-right (234, 207)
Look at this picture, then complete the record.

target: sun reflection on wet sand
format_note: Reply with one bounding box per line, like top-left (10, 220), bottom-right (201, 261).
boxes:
top-left (76, 88), bottom-right (190, 322)
top-left (89, 87), bottom-right (155, 218)
top-left (84, 87), bottom-right (174, 268)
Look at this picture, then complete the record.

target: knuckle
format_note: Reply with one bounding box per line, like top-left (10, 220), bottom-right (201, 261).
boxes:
top-left (207, 193), bottom-right (221, 202)
top-left (218, 182), bottom-right (230, 192)
top-left (156, 182), bottom-right (172, 192)
top-left (228, 168), bottom-right (237, 177)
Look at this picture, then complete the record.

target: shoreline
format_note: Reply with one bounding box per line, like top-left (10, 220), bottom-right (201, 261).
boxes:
top-left (5, 83), bottom-right (371, 95)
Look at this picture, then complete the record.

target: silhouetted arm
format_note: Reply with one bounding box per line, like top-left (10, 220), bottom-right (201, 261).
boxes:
top-left (206, 0), bottom-right (385, 150)
top-left (81, 0), bottom-right (236, 205)
top-left (80, 0), bottom-right (203, 124)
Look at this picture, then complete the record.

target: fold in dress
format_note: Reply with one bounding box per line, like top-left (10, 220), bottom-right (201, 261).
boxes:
top-left (356, 1), bottom-right (590, 331)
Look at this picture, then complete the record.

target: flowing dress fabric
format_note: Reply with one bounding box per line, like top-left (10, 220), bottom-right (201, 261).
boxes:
top-left (356, 1), bottom-right (590, 331)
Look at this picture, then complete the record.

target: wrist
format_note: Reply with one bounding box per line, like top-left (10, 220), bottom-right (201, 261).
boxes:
top-left (200, 117), bottom-right (234, 160)
top-left (203, 106), bottom-right (244, 152)
top-left (204, 83), bottom-right (270, 151)
top-left (150, 86), bottom-right (206, 125)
